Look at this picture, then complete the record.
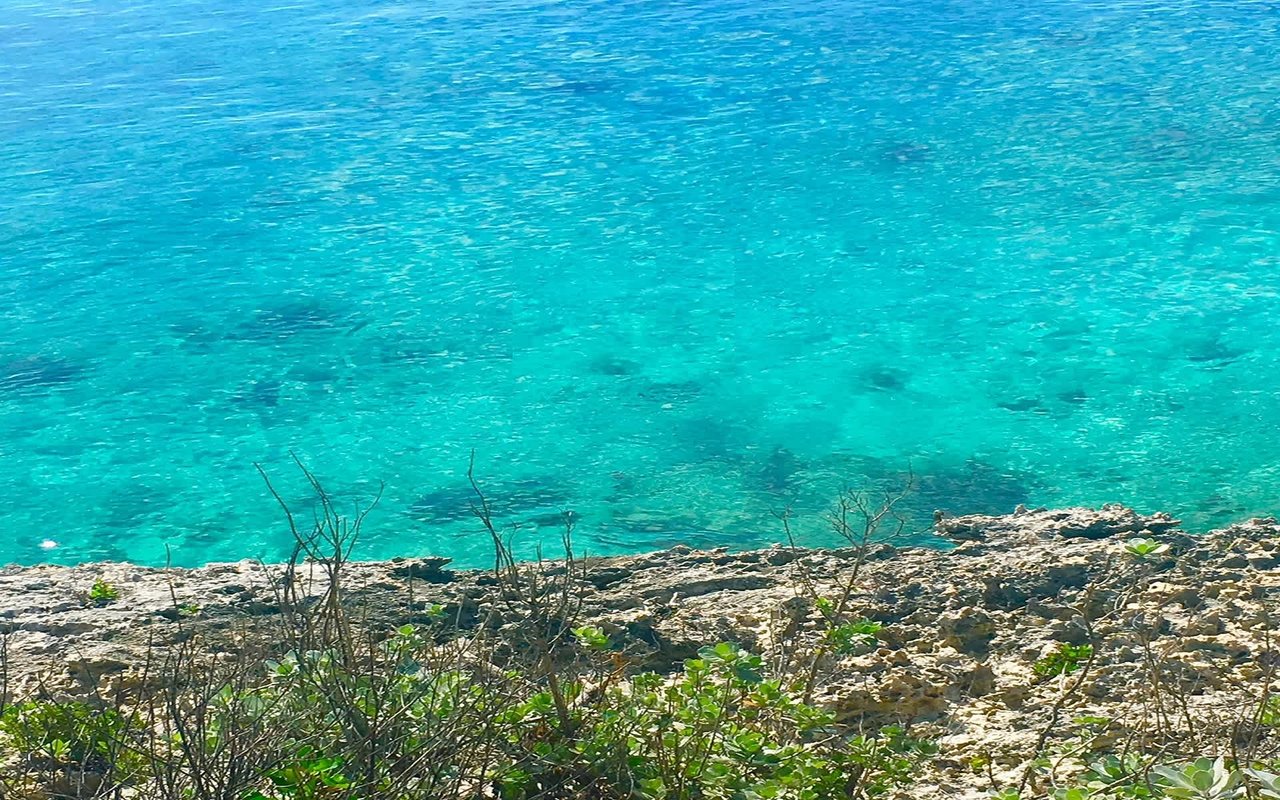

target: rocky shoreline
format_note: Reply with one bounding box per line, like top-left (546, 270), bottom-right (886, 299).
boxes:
top-left (3, 504), bottom-right (1278, 798)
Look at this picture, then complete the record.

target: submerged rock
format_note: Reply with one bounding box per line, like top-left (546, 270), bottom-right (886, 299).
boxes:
top-left (228, 302), bottom-right (362, 342)
top-left (861, 364), bottom-right (910, 393)
top-left (409, 478), bottom-right (572, 524)
top-left (637, 379), bottom-right (704, 406)
top-left (756, 445), bottom-right (805, 495)
top-left (909, 459), bottom-right (1034, 519)
top-left (0, 354), bottom-right (85, 395)
top-left (879, 141), bottom-right (932, 165)
top-left (229, 378), bottom-right (283, 409)
top-left (587, 354), bottom-right (641, 376)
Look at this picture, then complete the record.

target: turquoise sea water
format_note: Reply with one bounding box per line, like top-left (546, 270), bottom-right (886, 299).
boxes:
top-left (3, 0), bottom-right (1280, 566)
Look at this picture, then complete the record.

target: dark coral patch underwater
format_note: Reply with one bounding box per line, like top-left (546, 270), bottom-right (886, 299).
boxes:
top-left (0, 354), bottom-right (86, 396)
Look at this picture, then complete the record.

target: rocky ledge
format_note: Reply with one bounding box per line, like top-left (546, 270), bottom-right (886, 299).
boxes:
top-left (3, 504), bottom-right (1278, 798)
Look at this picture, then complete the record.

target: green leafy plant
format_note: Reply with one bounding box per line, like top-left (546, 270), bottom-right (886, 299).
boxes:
top-left (0, 700), bottom-right (146, 779)
top-left (1075, 754), bottom-right (1157, 798)
top-left (243, 747), bottom-right (352, 800)
top-left (88, 578), bottom-right (120, 604)
top-left (1124, 538), bottom-right (1170, 559)
top-left (1034, 643), bottom-right (1094, 678)
top-left (1245, 767), bottom-right (1280, 800)
top-left (1049, 760), bottom-right (1280, 800)
top-left (495, 642), bottom-right (937, 800)
top-left (573, 625), bottom-right (610, 651)
top-left (1259, 694), bottom-right (1280, 727)
top-left (826, 617), bottom-right (884, 655)
top-left (1151, 757), bottom-right (1244, 799)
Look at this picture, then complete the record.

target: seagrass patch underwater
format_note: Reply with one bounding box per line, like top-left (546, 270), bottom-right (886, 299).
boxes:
top-left (2, 0), bottom-right (1280, 566)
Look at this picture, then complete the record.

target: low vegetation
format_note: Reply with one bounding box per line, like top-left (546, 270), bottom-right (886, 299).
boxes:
top-left (1, 459), bottom-right (1277, 799)
top-left (86, 580), bottom-right (119, 606)
top-left (1032, 644), bottom-right (1094, 679)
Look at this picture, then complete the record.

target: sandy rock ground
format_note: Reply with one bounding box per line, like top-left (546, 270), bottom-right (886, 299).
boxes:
top-left (3, 504), bottom-right (1278, 798)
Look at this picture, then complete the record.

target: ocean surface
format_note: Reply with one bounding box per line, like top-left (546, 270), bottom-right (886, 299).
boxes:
top-left (3, 0), bottom-right (1280, 567)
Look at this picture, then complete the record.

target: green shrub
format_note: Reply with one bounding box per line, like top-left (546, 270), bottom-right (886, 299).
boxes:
top-left (1259, 695), bottom-right (1280, 727)
top-left (1152, 758), bottom-right (1243, 800)
top-left (194, 637), bottom-right (937, 800)
top-left (1038, 758), bottom-right (1280, 800)
top-left (88, 578), bottom-right (120, 604)
top-left (572, 625), bottom-right (610, 651)
top-left (242, 746), bottom-right (352, 800)
top-left (0, 699), bottom-right (146, 779)
top-left (1, 466), bottom-right (943, 800)
top-left (1034, 643), bottom-right (1094, 679)
top-left (1123, 538), bottom-right (1170, 559)
top-left (496, 642), bottom-right (936, 800)
top-left (825, 618), bottom-right (884, 655)
top-left (223, 625), bottom-right (504, 796)
top-left (1072, 754), bottom-right (1157, 798)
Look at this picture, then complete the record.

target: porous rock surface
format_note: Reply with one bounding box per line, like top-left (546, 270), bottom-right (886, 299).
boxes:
top-left (2, 505), bottom-right (1278, 798)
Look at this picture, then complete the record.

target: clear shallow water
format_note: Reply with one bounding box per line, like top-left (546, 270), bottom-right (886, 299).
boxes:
top-left (3, 0), bottom-right (1280, 566)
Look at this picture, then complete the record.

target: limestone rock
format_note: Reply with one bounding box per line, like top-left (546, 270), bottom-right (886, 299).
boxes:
top-left (2, 504), bottom-right (1277, 799)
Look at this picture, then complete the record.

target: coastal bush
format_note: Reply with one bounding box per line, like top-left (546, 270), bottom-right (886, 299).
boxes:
top-left (1151, 757), bottom-right (1243, 799)
top-left (823, 616), bottom-right (884, 655)
top-left (0, 699), bottom-right (148, 792)
top-left (1072, 754), bottom-right (1155, 798)
top-left (0, 458), bottom-right (939, 800)
top-left (0, 700), bottom-right (129, 768)
top-left (1122, 538), bottom-right (1170, 559)
top-left (0, 636), bottom-right (936, 800)
top-left (1033, 644), bottom-right (1094, 679)
top-left (493, 641), bottom-right (936, 800)
top-left (87, 579), bottom-right (119, 605)
top-left (1011, 758), bottom-right (1280, 800)
top-left (1260, 695), bottom-right (1280, 728)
